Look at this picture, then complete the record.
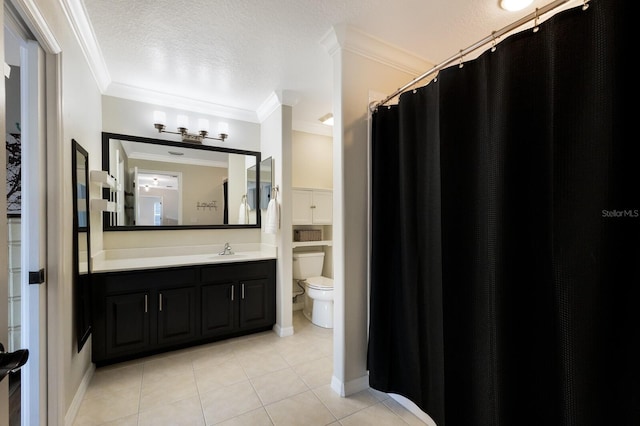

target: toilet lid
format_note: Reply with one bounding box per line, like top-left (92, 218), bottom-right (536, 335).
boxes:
top-left (305, 276), bottom-right (334, 289)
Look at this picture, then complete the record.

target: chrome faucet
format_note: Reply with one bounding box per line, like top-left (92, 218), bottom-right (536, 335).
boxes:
top-left (219, 242), bottom-right (234, 255)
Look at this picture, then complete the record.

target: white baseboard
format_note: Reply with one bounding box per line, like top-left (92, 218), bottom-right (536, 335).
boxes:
top-left (65, 363), bottom-right (95, 426)
top-left (273, 323), bottom-right (294, 337)
top-left (330, 374), bottom-right (370, 396)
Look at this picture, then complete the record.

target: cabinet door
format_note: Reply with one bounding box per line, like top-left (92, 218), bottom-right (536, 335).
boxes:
top-left (292, 189), bottom-right (313, 224)
top-left (201, 281), bottom-right (236, 337)
top-left (157, 287), bottom-right (197, 345)
top-left (311, 190), bottom-right (332, 224)
top-left (105, 292), bottom-right (150, 357)
top-left (239, 278), bottom-right (275, 330)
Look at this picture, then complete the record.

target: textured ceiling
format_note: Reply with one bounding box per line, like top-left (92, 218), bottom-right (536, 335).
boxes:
top-left (81, 0), bottom-right (579, 133)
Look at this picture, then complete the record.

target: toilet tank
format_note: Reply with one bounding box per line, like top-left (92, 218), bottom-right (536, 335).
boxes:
top-left (292, 251), bottom-right (325, 279)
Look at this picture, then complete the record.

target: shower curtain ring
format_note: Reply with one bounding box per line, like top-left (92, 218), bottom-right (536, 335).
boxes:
top-left (533, 8), bottom-right (540, 33)
top-left (582, 0), bottom-right (590, 10)
top-left (490, 31), bottom-right (497, 52)
top-left (458, 50), bottom-right (464, 68)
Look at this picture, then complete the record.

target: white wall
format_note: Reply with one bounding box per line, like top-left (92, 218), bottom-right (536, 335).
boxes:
top-left (102, 96), bottom-right (260, 152)
top-left (260, 102), bottom-right (294, 336)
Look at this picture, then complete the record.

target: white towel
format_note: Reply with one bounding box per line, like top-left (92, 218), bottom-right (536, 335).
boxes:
top-left (264, 198), bottom-right (279, 234)
top-left (238, 201), bottom-right (248, 224)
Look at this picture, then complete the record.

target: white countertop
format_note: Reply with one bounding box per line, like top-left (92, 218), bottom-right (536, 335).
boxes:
top-left (91, 243), bottom-right (277, 273)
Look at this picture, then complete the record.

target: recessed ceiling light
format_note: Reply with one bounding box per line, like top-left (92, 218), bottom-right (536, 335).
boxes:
top-left (500, 0), bottom-right (534, 11)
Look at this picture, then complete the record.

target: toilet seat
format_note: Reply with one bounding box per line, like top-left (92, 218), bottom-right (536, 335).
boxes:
top-left (304, 276), bottom-right (333, 290)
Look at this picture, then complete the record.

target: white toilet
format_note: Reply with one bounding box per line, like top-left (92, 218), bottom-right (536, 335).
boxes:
top-left (293, 251), bottom-right (334, 328)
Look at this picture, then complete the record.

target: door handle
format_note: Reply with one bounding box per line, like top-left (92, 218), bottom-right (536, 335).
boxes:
top-left (0, 342), bottom-right (29, 383)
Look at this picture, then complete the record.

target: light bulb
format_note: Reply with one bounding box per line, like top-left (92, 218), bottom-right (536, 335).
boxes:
top-left (153, 111), bottom-right (166, 125)
top-left (177, 114), bottom-right (189, 130)
top-left (198, 118), bottom-right (210, 133)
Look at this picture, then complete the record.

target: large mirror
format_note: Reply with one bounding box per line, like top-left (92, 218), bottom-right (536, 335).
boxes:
top-left (101, 132), bottom-right (261, 230)
top-left (72, 139), bottom-right (91, 351)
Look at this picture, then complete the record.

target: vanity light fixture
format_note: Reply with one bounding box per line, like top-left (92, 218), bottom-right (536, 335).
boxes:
top-left (500, 0), bottom-right (534, 11)
top-left (153, 111), bottom-right (229, 143)
top-left (319, 113), bottom-right (334, 126)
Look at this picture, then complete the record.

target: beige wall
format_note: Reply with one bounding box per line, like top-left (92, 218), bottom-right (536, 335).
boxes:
top-left (328, 26), bottom-right (432, 396)
top-left (128, 159), bottom-right (227, 225)
top-left (292, 130), bottom-right (333, 189)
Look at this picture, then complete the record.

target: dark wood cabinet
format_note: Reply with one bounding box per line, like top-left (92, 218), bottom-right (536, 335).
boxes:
top-left (201, 262), bottom-right (276, 339)
top-left (92, 259), bottom-right (275, 365)
top-left (157, 286), bottom-right (198, 346)
top-left (105, 291), bottom-right (150, 357)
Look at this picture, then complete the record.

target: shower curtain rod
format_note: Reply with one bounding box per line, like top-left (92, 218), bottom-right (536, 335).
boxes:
top-left (370, 0), bottom-right (585, 112)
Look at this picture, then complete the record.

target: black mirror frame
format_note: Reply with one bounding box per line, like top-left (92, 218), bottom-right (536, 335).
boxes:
top-left (72, 139), bottom-right (92, 352)
top-left (101, 132), bottom-right (261, 231)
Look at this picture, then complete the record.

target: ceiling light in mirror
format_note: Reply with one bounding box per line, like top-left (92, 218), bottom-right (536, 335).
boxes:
top-left (319, 113), bottom-right (333, 126)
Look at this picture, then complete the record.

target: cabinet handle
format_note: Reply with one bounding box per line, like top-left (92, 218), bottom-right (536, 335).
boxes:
top-left (159, 293), bottom-right (163, 311)
top-left (231, 284), bottom-right (234, 301)
top-left (242, 283), bottom-right (245, 299)
top-left (144, 294), bottom-right (148, 313)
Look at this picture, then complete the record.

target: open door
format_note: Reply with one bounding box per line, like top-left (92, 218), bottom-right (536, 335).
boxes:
top-left (3, 12), bottom-right (47, 424)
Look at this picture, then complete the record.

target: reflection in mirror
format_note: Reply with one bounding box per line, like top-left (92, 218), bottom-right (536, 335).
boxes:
top-left (260, 157), bottom-right (273, 209)
top-left (72, 139), bottom-right (91, 352)
top-left (102, 133), bottom-right (261, 230)
top-left (246, 156), bottom-right (272, 210)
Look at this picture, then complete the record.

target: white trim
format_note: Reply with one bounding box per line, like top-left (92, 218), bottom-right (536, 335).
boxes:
top-left (321, 24), bottom-right (433, 76)
top-left (272, 323), bottom-right (294, 337)
top-left (65, 364), bottom-right (95, 426)
top-left (45, 51), bottom-right (64, 426)
top-left (105, 82), bottom-right (260, 123)
top-left (330, 374), bottom-right (370, 397)
top-left (292, 119), bottom-right (333, 137)
top-left (256, 90), bottom-right (299, 123)
top-left (256, 92), bottom-right (282, 123)
top-left (11, 0), bottom-right (61, 53)
top-left (58, 0), bottom-right (110, 91)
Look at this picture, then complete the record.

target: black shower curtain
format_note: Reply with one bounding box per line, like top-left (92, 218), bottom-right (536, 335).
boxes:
top-left (368, 2), bottom-right (638, 426)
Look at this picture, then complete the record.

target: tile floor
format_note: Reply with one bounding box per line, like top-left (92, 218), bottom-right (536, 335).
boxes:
top-left (73, 310), bottom-right (425, 425)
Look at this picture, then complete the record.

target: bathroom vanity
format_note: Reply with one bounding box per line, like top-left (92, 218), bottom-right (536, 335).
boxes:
top-left (90, 250), bottom-right (276, 366)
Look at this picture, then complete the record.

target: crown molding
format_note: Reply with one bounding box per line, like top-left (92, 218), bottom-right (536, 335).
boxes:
top-left (12, 0), bottom-right (61, 54)
top-left (105, 82), bottom-right (260, 123)
top-left (59, 0), bottom-right (110, 91)
top-left (321, 24), bottom-right (433, 76)
top-left (256, 90), bottom-right (299, 123)
top-left (293, 120), bottom-right (333, 137)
